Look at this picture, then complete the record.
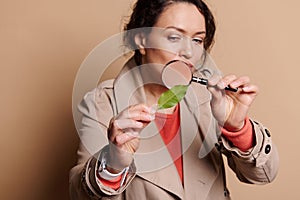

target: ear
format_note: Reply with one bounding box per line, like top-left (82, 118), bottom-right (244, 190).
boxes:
top-left (134, 33), bottom-right (146, 55)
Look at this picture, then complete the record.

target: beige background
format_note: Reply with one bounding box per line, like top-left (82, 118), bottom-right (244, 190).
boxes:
top-left (1, 0), bottom-right (299, 199)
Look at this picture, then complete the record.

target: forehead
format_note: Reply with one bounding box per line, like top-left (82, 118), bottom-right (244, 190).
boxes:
top-left (154, 2), bottom-right (206, 33)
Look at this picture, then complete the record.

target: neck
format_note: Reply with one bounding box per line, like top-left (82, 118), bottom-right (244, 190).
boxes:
top-left (143, 84), bottom-right (176, 114)
top-left (144, 84), bottom-right (168, 98)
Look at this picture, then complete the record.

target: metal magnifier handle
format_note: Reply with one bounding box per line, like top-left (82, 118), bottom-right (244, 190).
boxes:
top-left (191, 76), bottom-right (238, 92)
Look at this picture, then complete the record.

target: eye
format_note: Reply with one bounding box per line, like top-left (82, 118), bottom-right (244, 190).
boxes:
top-left (167, 34), bottom-right (182, 42)
top-left (192, 38), bottom-right (204, 45)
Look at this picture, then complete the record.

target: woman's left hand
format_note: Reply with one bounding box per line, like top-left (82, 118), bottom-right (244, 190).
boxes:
top-left (207, 74), bottom-right (259, 131)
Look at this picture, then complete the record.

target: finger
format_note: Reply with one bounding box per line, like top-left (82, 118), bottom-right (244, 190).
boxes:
top-left (218, 75), bottom-right (238, 90)
top-left (241, 84), bottom-right (259, 94)
top-left (207, 84), bottom-right (225, 104)
top-left (120, 104), bottom-right (155, 121)
top-left (208, 74), bottom-right (238, 92)
top-left (228, 76), bottom-right (250, 88)
top-left (114, 119), bottom-right (144, 130)
top-left (207, 73), bottom-right (222, 87)
top-left (128, 104), bottom-right (153, 114)
top-left (129, 111), bottom-right (155, 122)
top-left (117, 111), bottom-right (154, 123)
top-left (115, 131), bottom-right (139, 145)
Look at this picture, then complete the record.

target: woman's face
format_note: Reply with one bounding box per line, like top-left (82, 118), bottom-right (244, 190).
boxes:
top-left (141, 2), bottom-right (206, 68)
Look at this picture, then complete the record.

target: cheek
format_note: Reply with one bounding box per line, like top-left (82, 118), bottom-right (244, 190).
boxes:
top-left (144, 35), bottom-right (178, 64)
top-left (144, 48), bottom-right (177, 64)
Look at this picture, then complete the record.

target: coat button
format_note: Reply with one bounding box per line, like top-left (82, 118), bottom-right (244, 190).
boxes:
top-left (265, 129), bottom-right (271, 137)
top-left (265, 144), bottom-right (271, 154)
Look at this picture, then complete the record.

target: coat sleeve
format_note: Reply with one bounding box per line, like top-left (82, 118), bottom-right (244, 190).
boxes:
top-left (220, 119), bottom-right (279, 184)
top-left (69, 81), bottom-right (136, 199)
top-left (69, 144), bottom-right (136, 200)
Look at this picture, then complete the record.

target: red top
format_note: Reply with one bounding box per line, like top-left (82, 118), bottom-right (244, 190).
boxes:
top-left (154, 105), bottom-right (183, 184)
top-left (221, 116), bottom-right (254, 151)
top-left (96, 172), bottom-right (123, 190)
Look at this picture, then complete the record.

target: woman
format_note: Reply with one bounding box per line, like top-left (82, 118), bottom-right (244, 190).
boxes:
top-left (69, 0), bottom-right (279, 199)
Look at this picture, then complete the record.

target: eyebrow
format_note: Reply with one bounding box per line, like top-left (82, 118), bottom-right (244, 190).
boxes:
top-left (165, 26), bottom-right (206, 36)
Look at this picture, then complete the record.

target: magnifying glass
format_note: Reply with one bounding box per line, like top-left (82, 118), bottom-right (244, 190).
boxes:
top-left (162, 60), bottom-right (238, 92)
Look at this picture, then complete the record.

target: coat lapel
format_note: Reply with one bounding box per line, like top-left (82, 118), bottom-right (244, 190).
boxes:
top-left (113, 60), bottom-right (184, 199)
top-left (182, 83), bottom-right (222, 199)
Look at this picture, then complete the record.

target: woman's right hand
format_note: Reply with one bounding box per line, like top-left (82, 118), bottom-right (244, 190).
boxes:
top-left (106, 104), bottom-right (155, 172)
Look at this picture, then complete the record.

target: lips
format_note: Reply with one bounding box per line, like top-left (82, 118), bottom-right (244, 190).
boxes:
top-left (165, 59), bottom-right (195, 70)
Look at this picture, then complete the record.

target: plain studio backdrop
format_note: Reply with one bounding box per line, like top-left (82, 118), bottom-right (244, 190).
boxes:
top-left (1, 0), bottom-right (299, 199)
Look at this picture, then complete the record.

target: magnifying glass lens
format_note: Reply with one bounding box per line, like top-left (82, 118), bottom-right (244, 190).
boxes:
top-left (162, 60), bottom-right (192, 88)
top-left (162, 60), bottom-right (238, 92)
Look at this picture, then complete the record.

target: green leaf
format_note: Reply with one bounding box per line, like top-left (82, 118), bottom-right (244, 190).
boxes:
top-left (157, 85), bottom-right (188, 110)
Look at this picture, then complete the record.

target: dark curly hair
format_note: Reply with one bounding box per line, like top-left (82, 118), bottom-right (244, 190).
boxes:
top-left (123, 0), bottom-right (216, 65)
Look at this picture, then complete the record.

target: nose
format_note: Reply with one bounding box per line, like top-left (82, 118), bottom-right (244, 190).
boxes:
top-left (178, 37), bottom-right (193, 59)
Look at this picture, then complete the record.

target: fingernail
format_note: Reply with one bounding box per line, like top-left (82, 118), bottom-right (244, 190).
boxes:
top-left (136, 121), bottom-right (143, 127)
top-left (242, 86), bottom-right (249, 91)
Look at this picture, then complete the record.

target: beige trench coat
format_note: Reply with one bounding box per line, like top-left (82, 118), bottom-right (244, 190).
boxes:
top-left (69, 58), bottom-right (279, 200)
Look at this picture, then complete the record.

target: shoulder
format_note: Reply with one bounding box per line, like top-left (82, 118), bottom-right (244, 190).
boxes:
top-left (97, 79), bottom-right (114, 90)
top-left (80, 79), bottom-right (115, 104)
top-left (79, 79), bottom-right (116, 120)
top-left (94, 79), bottom-right (114, 104)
